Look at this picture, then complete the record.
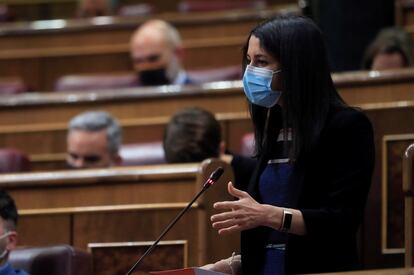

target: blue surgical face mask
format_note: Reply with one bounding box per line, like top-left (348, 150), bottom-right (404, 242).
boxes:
top-left (243, 64), bottom-right (282, 108)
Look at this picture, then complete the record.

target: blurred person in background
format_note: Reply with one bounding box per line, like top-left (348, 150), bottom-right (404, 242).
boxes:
top-left (362, 27), bottom-right (414, 70)
top-left (163, 107), bottom-right (256, 187)
top-left (130, 19), bottom-right (193, 86)
top-left (66, 111), bottom-right (122, 169)
top-left (0, 189), bottom-right (28, 275)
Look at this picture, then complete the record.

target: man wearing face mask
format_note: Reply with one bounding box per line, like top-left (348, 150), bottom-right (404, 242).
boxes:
top-left (0, 189), bottom-right (28, 275)
top-left (129, 19), bottom-right (192, 86)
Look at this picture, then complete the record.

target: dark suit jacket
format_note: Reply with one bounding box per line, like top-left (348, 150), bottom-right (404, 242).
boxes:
top-left (237, 106), bottom-right (375, 274)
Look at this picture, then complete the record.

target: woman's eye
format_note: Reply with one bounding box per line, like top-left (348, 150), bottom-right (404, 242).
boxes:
top-left (257, 60), bottom-right (268, 66)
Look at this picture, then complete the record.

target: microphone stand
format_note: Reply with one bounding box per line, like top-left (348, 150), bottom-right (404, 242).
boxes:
top-left (125, 167), bottom-right (224, 275)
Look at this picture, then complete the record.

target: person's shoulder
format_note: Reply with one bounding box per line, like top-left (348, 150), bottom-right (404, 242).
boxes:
top-left (0, 263), bottom-right (29, 275)
top-left (328, 105), bottom-right (372, 130)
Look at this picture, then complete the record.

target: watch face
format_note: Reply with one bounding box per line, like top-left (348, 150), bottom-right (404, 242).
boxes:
top-left (282, 210), bottom-right (293, 232)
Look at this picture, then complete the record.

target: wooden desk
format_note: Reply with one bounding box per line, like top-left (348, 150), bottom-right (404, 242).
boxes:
top-left (2, 68), bottom-right (414, 170)
top-left (4, 98), bottom-right (414, 269)
top-left (359, 100), bottom-right (414, 268)
top-left (0, 159), bottom-right (238, 267)
top-left (88, 240), bottom-right (188, 275)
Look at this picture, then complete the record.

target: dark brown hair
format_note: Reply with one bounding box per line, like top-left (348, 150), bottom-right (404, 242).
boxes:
top-left (163, 107), bottom-right (222, 163)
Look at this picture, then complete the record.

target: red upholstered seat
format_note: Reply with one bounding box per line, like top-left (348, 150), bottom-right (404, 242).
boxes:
top-left (178, 0), bottom-right (266, 12)
top-left (9, 245), bottom-right (92, 275)
top-left (54, 65), bottom-right (242, 92)
top-left (54, 73), bottom-right (138, 92)
top-left (188, 65), bottom-right (242, 84)
top-left (0, 78), bottom-right (28, 95)
top-left (0, 5), bottom-right (15, 22)
top-left (240, 132), bottom-right (255, 157)
top-left (117, 3), bottom-right (154, 17)
top-left (120, 142), bottom-right (166, 166)
top-left (0, 149), bottom-right (31, 173)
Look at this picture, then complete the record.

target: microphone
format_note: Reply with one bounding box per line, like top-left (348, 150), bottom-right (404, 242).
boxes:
top-left (125, 167), bottom-right (224, 275)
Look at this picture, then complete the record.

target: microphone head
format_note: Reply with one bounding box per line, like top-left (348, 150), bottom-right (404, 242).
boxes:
top-left (209, 167), bottom-right (224, 183)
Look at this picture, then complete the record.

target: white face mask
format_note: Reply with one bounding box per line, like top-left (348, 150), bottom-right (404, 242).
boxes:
top-left (0, 231), bottom-right (11, 260)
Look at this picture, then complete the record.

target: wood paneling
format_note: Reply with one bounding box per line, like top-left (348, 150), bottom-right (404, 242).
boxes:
top-left (1, 68), bottom-right (414, 170)
top-left (88, 240), bottom-right (187, 275)
top-left (382, 137), bottom-right (414, 253)
top-left (396, 0), bottom-right (414, 28)
top-left (1, 159), bottom-right (240, 266)
top-left (6, 99), bottom-right (414, 269)
top-left (360, 101), bottom-right (414, 268)
top-left (402, 143), bottom-right (414, 267)
top-left (3, 68), bottom-right (414, 268)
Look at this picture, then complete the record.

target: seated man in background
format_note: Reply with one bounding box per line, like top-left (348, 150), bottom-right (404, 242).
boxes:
top-left (163, 107), bottom-right (255, 186)
top-left (130, 19), bottom-right (192, 86)
top-left (0, 189), bottom-right (28, 275)
top-left (362, 27), bottom-right (414, 70)
top-left (76, 0), bottom-right (115, 18)
top-left (66, 111), bottom-right (122, 169)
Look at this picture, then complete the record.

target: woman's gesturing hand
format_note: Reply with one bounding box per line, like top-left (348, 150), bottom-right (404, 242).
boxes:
top-left (211, 181), bottom-right (280, 235)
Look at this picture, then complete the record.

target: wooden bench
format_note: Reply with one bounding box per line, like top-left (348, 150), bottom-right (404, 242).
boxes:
top-left (0, 5), bottom-right (299, 91)
top-left (0, 158), bottom-right (239, 267)
top-left (4, 98), bottom-right (414, 269)
top-left (2, 100), bottom-right (414, 269)
top-left (2, 67), bottom-right (414, 170)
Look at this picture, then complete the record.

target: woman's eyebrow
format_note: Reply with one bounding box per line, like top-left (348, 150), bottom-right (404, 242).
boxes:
top-left (254, 54), bottom-right (267, 59)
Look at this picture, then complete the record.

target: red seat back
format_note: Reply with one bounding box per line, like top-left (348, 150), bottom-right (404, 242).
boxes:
top-left (0, 149), bottom-right (31, 173)
top-left (188, 65), bottom-right (242, 84)
top-left (10, 245), bottom-right (92, 275)
top-left (54, 73), bottom-right (138, 92)
top-left (117, 3), bottom-right (154, 17)
top-left (178, 0), bottom-right (266, 12)
top-left (120, 142), bottom-right (166, 166)
top-left (0, 78), bottom-right (28, 95)
top-left (54, 65), bottom-right (242, 92)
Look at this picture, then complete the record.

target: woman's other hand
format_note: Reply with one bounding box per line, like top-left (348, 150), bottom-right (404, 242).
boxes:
top-left (200, 253), bottom-right (241, 275)
top-left (211, 182), bottom-right (281, 234)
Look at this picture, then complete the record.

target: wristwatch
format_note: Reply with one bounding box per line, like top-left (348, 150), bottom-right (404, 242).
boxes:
top-left (280, 209), bottom-right (293, 232)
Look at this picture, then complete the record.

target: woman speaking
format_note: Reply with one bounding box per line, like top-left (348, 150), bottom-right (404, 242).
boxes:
top-left (203, 15), bottom-right (375, 275)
